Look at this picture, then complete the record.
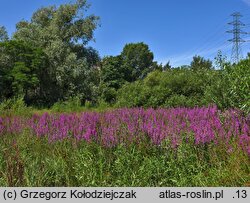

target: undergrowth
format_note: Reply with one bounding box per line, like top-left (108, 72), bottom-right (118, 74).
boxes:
top-left (0, 131), bottom-right (249, 187)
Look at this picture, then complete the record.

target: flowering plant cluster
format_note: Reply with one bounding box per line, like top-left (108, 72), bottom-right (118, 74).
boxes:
top-left (0, 106), bottom-right (249, 155)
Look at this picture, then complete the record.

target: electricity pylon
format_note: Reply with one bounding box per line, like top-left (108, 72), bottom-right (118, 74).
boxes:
top-left (227, 12), bottom-right (247, 64)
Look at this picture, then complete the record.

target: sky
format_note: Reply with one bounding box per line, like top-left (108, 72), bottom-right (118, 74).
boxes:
top-left (0, 0), bottom-right (250, 67)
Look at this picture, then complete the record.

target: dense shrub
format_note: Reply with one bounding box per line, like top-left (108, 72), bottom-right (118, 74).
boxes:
top-left (228, 59), bottom-right (250, 112)
top-left (0, 97), bottom-right (31, 116)
top-left (116, 69), bottom-right (216, 108)
top-left (205, 58), bottom-right (250, 113)
top-left (51, 97), bottom-right (82, 113)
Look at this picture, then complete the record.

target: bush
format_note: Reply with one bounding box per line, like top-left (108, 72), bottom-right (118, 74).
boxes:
top-left (227, 60), bottom-right (250, 113)
top-left (115, 81), bottom-right (147, 107)
top-left (0, 97), bottom-right (30, 116)
top-left (205, 58), bottom-right (250, 113)
top-left (51, 96), bottom-right (83, 113)
top-left (116, 69), bottom-right (214, 108)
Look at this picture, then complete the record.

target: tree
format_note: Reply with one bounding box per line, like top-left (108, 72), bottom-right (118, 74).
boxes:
top-left (100, 56), bottom-right (125, 89)
top-left (163, 62), bottom-right (172, 71)
top-left (0, 26), bottom-right (8, 42)
top-left (0, 40), bottom-right (47, 104)
top-left (14, 0), bottom-right (99, 46)
top-left (156, 61), bottom-right (171, 71)
top-left (13, 0), bottom-right (100, 104)
top-left (120, 42), bottom-right (154, 82)
top-left (214, 50), bottom-right (230, 70)
top-left (247, 52), bottom-right (250, 59)
top-left (190, 55), bottom-right (213, 71)
top-left (99, 56), bottom-right (124, 103)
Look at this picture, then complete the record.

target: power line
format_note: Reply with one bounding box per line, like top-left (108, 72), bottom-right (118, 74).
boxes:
top-left (171, 17), bottom-right (231, 65)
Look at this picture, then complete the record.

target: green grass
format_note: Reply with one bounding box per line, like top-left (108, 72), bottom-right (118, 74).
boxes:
top-left (0, 130), bottom-right (249, 187)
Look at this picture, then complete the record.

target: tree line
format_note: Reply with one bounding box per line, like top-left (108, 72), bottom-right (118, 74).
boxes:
top-left (0, 0), bottom-right (249, 113)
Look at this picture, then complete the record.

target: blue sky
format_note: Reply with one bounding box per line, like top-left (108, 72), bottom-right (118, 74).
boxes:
top-left (0, 0), bottom-right (250, 67)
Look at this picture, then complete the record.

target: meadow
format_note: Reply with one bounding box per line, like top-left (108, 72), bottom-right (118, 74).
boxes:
top-left (0, 106), bottom-right (249, 187)
top-left (0, 0), bottom-right (250, 188)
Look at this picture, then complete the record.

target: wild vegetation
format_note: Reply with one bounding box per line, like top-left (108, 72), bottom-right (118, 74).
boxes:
top-left (0, 106), bottom-right (249, 186)
top-left (0, 0), bottom-right (249, 186)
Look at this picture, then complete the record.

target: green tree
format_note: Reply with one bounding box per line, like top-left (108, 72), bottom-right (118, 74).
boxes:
top-left (163, 62), bottom-right (172, 71)
top-left (99, 43), bottom-right (156, 103)
top-left (190, 55), bottom-right (213, 71)
top-left (247, 52), bottom-right (250, 59)
top-left (99, 56), bottom-right (124, 103)
top-left (13, 0), bottom-right (100, 104)
top-left (120, 42), bottom-right (154, 82)
top-left (0, 26), bottom-right (8, 42)
top-left (100, 56), bottom-right (124, 89)
top-left (0, 40), bottom-right (47, 104)
top-left (156, 62), bottom-right (172, 71)
top-left (214, 50), bottom-right (230, 70)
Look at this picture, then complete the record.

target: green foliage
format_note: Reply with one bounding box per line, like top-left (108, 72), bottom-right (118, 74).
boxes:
top-left (120, 42), bottom-right (154, 82)
top-left (11, 0), bottom-right (100, 106)
top-left (51, 96), bottom-right (83, 113)
top-left (214, 50), bottom-right (229, 70)
top-left (100, 87), bottom-right (117, 104)
top-left (227, 60), bottom-right (250, 112)
top-left (205, 57), bottom-right (250, 112)
top-left (156, 62), bottom-right (172, 72)
top-left (0, 40), bottom-right (46, 104)
top-left (190, 55), bottom-right (213, 71)
top-left (0, 0), bottom-right (249, 188)
top-left (14, 0), bottom-right (99, 45)
top-left (0, 97), bottom-right (30, 116)
top-left (0, 26), bottom-right (8, 42)
top-left (115, 81), bottom-right (147, 107)
top-left (100, 56), bottom-right (124, 89)
top-left (0, 1), bottom-right (248, 113)
top-left (99, 43), bottom-right (157, 103)
top-left (116, 57), bottom-right (249, 112)
top-left (11, 62), bottom-right (39, 94)
top-left (116, 69), bottom-right (214, 108)
top-left (0, 131), bottom-right (249, 186)
top-left (99, 56), bottom-right (123, 103)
